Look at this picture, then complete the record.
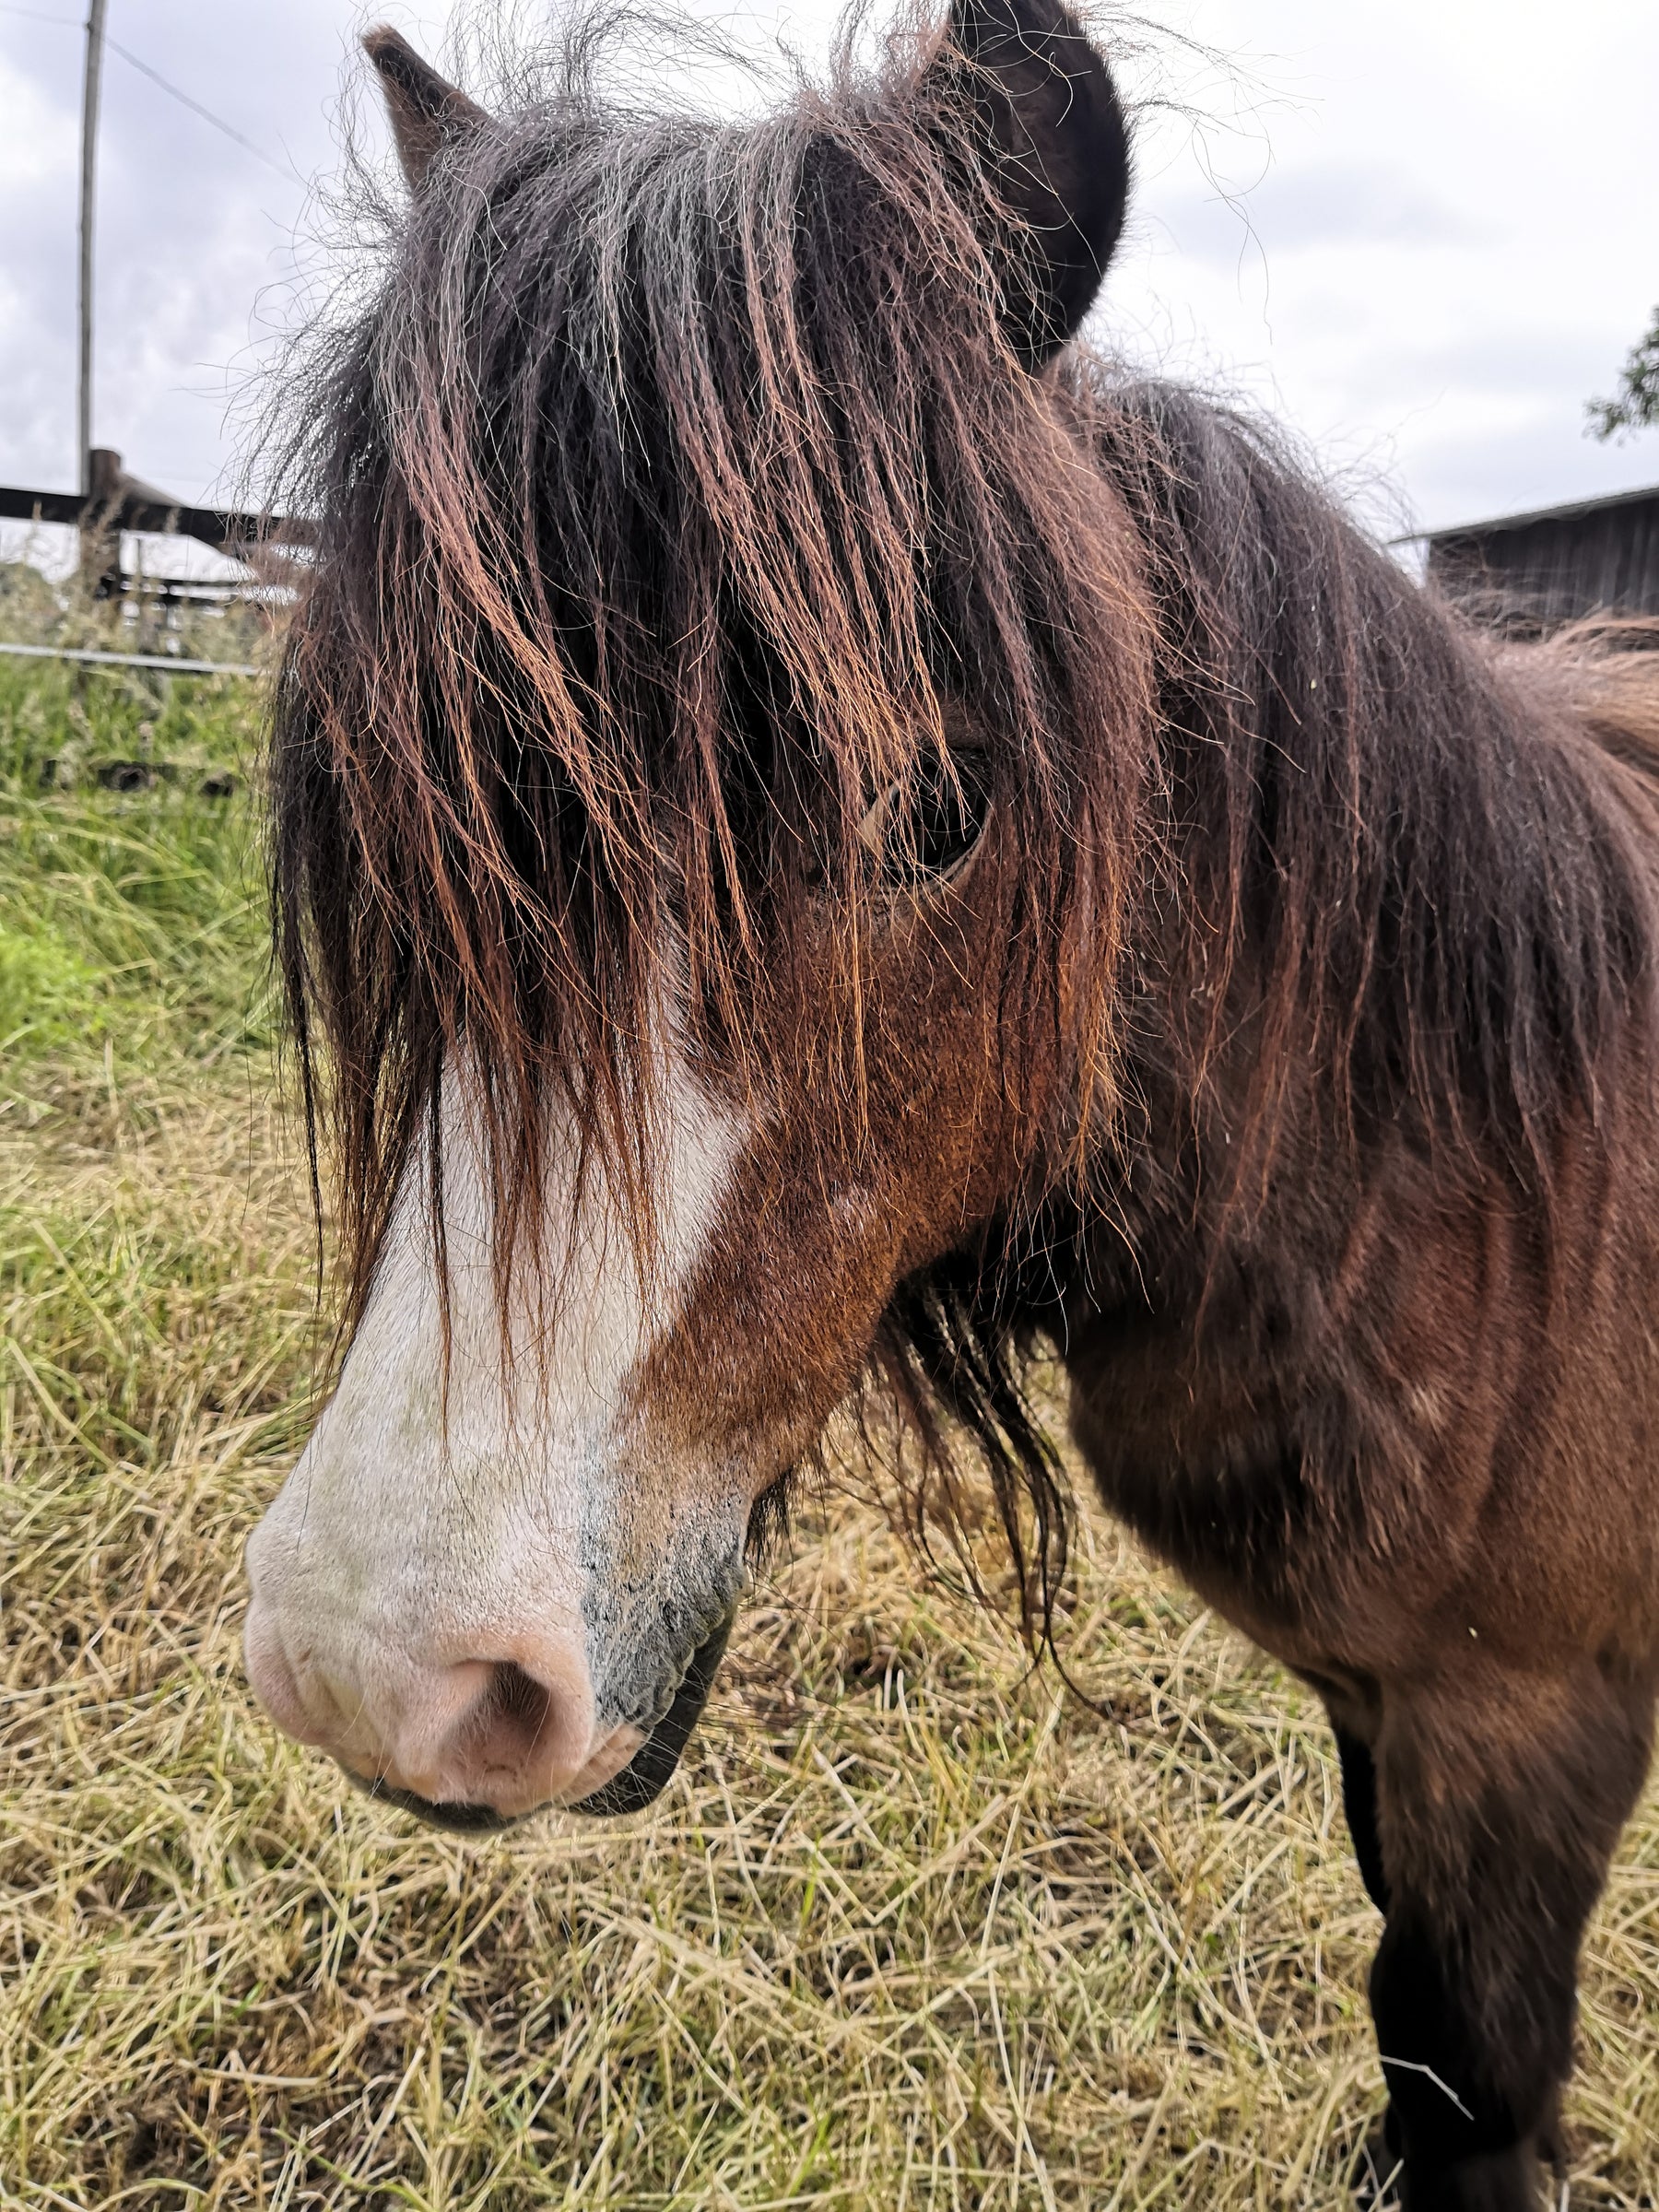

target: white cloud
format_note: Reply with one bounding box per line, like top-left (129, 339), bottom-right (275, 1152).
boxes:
top-left (1100, 0), bottom-right (1659, 529)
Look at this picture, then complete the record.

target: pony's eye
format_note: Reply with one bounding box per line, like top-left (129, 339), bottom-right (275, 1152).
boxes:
top-left (855, 751), bottom-right (991, 887)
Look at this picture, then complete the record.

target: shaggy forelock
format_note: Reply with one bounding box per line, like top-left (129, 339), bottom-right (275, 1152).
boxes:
top-left (270, 4), bottom-right (1155, 1342)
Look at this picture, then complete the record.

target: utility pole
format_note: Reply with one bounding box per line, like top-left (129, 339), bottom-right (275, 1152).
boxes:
top-left (77, 0), bottom-right (109, 498)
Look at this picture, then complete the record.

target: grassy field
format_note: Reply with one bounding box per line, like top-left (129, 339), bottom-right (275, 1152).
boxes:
top-left (3, 608), bottom-right (1658, 2209)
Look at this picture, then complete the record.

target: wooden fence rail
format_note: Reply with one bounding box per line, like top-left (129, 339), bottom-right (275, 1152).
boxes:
top-left (0, 448), bottom-right (311, 594)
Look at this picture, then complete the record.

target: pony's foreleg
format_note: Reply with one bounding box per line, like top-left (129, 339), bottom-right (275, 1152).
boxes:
top-left (1334, 1725), bottom-right (1391, 1917)
top-left (1364, 1664), bottom-right (1653, 2211)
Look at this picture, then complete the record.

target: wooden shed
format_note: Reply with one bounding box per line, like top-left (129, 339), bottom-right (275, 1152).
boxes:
top-left (1424, 482), bottom-right (1659, 633)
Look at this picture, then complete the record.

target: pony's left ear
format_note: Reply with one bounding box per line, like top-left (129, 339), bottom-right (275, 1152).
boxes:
top-left (929, 0), bottom-right (1130, 368)
top-left (364, 25), bottom-right (488, 191)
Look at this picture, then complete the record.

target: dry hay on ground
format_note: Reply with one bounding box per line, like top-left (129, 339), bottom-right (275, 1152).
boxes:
top-left (5, 1078), bottom-right (1659, 2211)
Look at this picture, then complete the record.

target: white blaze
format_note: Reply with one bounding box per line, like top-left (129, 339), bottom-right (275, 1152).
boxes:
top-left (244, 1053), bottom-right (751, 1805)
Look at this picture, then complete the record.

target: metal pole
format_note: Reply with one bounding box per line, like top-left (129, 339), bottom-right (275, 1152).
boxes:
top-left (77, 0), bottom-right (109, 497)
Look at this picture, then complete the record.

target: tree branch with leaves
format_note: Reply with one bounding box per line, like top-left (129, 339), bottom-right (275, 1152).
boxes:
top-left (1589, 308), bottom-right (1659, 440)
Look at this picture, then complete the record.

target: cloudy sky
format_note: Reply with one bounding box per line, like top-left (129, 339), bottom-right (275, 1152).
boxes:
top-left (1, 0), bottom-right (1655, 547)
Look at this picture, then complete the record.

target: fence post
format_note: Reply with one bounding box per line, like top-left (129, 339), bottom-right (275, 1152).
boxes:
top-left (78, 0), bottom-right (110, 500)
top-left (80, 446), bottom-right (124, 599)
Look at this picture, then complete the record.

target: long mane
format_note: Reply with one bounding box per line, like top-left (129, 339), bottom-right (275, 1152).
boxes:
top-left (876, 378), bottom-right (1659, 1632)
top-left (1100, 381), bottom-right (1659, 1198)
top-left (270, 10), bottom-right (1154, 1348)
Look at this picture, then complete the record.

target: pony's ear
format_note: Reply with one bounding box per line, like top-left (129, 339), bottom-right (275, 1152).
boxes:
top-left (363, 26), bottom-right (488, 191)
top-left (930, 0), bottom-right (1130, 367)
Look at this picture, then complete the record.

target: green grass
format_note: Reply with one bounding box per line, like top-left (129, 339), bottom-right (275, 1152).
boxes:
top-left (0, 641), bottom-right (275, 1077)
top-left (2, 612), bottom-right (1657, 2209)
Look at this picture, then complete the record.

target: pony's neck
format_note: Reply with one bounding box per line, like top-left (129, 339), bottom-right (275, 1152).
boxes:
top-left (1094, 377), bottom-right (1656, 1214)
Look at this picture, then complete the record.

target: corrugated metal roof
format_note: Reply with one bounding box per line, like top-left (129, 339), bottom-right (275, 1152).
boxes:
top-left (1401, 480), bottom-right (1659, 547)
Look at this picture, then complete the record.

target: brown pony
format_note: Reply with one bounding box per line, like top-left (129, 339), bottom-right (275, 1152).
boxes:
top-left (244, 6), bottom-right (1659, 2204)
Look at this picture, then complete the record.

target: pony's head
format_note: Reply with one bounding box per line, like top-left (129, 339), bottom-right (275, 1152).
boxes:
top-left (244, 0), bottom-right (1154, 1826)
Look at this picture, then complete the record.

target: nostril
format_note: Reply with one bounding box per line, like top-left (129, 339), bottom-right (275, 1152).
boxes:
top-left (251, 1616), bottom-right (607, 1815)
top-left (476, 1661), bottom-right (555, 1774)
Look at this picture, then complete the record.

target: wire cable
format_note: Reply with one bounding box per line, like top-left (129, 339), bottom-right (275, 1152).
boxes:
top-left (105, 37), bottom-right (295, 177)
top-left (0, 4), bottom-right (295, 179)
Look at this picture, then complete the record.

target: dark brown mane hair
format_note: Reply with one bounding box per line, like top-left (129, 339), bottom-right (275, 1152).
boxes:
top-left (871, 376), bottom-right (1659, 1628)
top-left (877, 373), bottom-right (1659, 1626)
top-left (1097, 382), bottom-right (1657, 1196)
top-left (270, 6), bottom-right (1659, 1642)
top-left (271, 3), bottom-right (1153, 1346)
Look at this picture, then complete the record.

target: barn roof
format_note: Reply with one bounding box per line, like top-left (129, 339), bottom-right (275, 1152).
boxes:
top-left (1413, 480), bottom-right (1659, 546)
